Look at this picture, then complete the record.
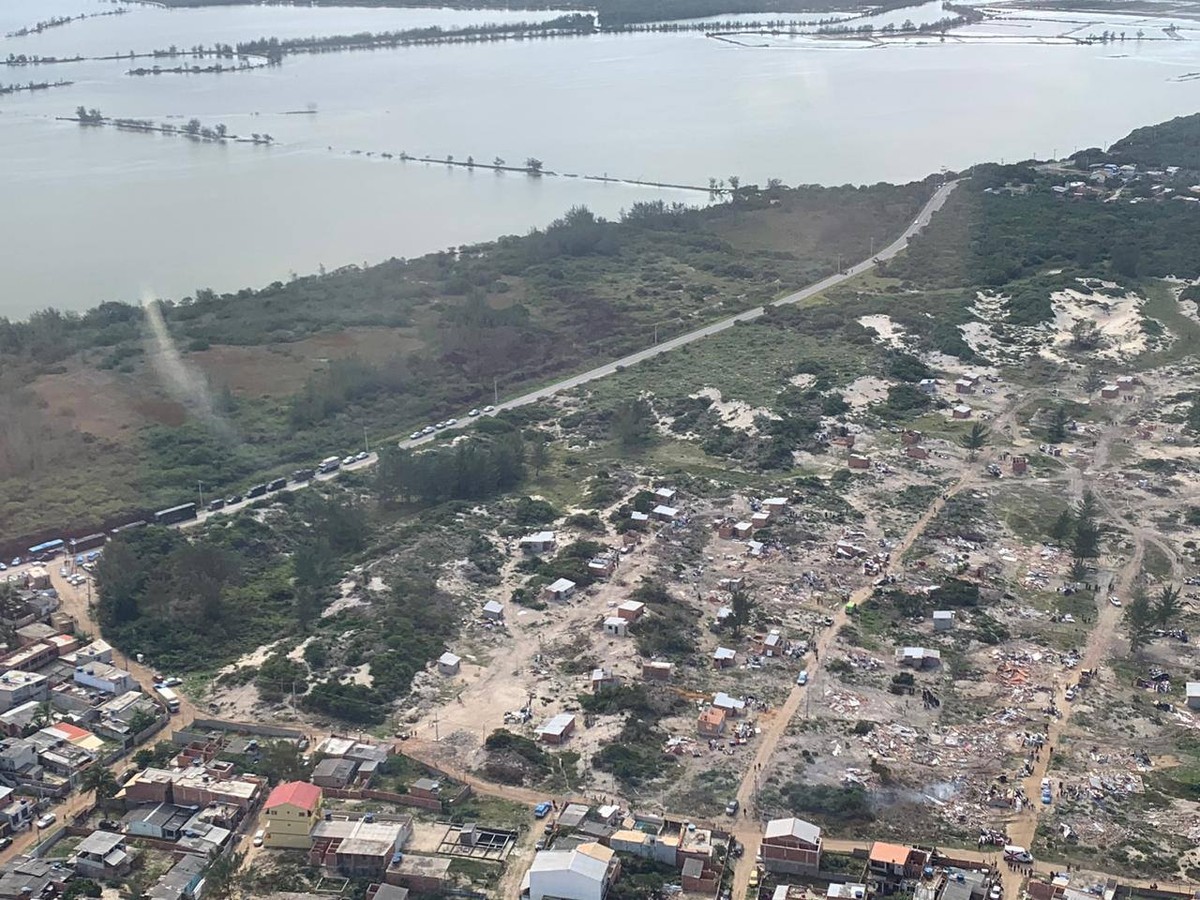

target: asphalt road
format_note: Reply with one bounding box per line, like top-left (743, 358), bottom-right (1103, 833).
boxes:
top-left (185, 179), bottom-right (958, 527)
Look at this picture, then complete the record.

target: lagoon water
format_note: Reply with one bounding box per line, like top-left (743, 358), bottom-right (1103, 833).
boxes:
top-left (3, 0), bottom-right (1200, 316)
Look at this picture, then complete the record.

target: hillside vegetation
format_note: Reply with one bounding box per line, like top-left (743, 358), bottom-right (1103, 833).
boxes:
top-left (0, 180), bottom-right (932, 541)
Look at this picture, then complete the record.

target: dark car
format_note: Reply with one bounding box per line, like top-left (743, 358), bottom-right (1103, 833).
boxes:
top-left (207, 498), bottom-right (226, 512)
top-left (226, 494), bottom-right (243, 504)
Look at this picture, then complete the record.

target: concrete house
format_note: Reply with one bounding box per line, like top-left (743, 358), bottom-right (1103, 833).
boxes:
top-left (641, 661), bottom-right (672, 682)
top-left (652, 505), bottom-right (679, 522)
top-left (848, 454), bottom-right (870, 470)
top-left (73, 831), bottom-right (134, 880)
top-left (603, 617), bottom-right (627, 637)
top-left (519, 532), bottom-right (557, 554)
top-left (954, 379), bottom-right (975, 395)
top-left (918, 379), bottom-right (938, 395)
top-left (712, 647), bottom-right (736, 669)
top-left (482, 600), bottom-right (505, 622)
top-left (868, 842), bottom-right (928, 881)
top-left (538, 713), bottom-right (576, 745)
top-left (1011, 456), bottom-right (1028, 475)
top-left (654, 487), bottom-right (677, 503)
top-left (762, 497), bottom-right (788, 517)
top-left (952, 405), bottom-right (972, 419)
top-left (313, 757), bottom-right (359, 789)
top-left (524, 843), bottom-right (620, 900)
top-left (697, 707), bottom-right (727, 738)
top-left (437, 653), bottom-right (461, 676)
top-left (1100, 385), bottom-right (1119, 400)
top-left (733, 522), bottom-right (753, 539)
top-left (900, 430), bottom-right (923, 446)
top-left (897, 647), bottom-right (941, 669)
top-left (932, 611), bottom-right (954, 632)
top-left (906, 446), bottom-right (930, 460)
top-left (73, 663), bottom-right (135, 695)
top-left (263, 781), bottom-right (324, 849)
top-left (761, 817), bottom-right (822, 876)
top-left (0, 671), bottom-right (49, 713)
top-left (544, 578), bottom-right (577, 602)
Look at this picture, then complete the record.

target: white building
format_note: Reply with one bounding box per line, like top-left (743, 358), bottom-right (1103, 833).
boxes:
top-left (603, 617), bottom-right (627, 637)
top-left (524, 843), bottom-right (619, 900)
top-left (73, 663), bottom-right (136, 695)
top-left (437, 653), bottom-right (461, 676)
top-left (932, 610), bottom-right (953, 632)
top-left (0, 671), bottom-right (49, 713)
top-left (520, 532), bottom-right (557, 554)
top-left (1187, 682), bottom-right (1200, 711)
top-left (545, 578), bottom-right (577, 602)
top-left (482, 600), bottom-right (505, 622)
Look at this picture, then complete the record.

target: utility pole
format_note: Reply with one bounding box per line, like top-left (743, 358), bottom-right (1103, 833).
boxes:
top-left (197, 480), bottom-right (204, 510)
top-left (362, 424), bottom-right (369, 454)
top-left (653, 323), bottom-right (658, 345)
top-left (493, 377), bottom-right (499, 405)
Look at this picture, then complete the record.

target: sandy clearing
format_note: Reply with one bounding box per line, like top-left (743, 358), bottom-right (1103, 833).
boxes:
top-left (858, 314), bottom-right (908, 350)
top-left (842, 376), bottom-right (891, 410)
top-left (694, 387), bottom-right (776, 433)
top-left (1050, 288), bottom-right (1147, 360)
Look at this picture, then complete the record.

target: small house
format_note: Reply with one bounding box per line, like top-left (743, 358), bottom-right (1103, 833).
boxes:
top-left (932, 611), bottom-right (953, 632)
top-left (750, 512), bottom-right (771, 530)
top-left (482, 600), bottom-right (505, 622)
top-left (654, 487), bottom-right (677, 503)
top-left (762, 497), bottom-right (788, 517)
top-left (848, 454), bottom-right (870, 470)
top-left (652, 505), bottom-right (679, 522)
top-left (697, 707), bottom-right (727, 738)
top-left (952, 404), bottom-right (972, 419)
top-left (642, 661), bottom-right (672, 682)
top-left (905, 446), bottom-right (929, 460)
top-left (591, 669), bottom-right (621, 692)
top-left (918, 379), bottom-right (938, 395)
top-left (313, 757), bottom-right (359, 789)
top-left (733, 521), bottom-right (753, 539)
top-left (544, 578), bottom-right (577, 602)
top-left (73, 831), bottom-right (133, 880)
top-left (630, 511), bottom-right (650, 523)
top-left (713, 647), bottom-right (736, 668)
top-left (682, 858), bottom-right (719, 893)
top-left (761, 817), bottom-right (822, 876)
top-left (603, 617), bottom-right (628, 637)
top-left (1187, 682), bottom-right (1200, 711)
top-left (1116, 375), bottom-right (1136, 390)
top-left (587, 555), bottom-right (617, 578)
top-left (897, 647), bottom-right (941, 669)
top-left (760, 630), bottom-right (784, 657)
top-left (1100, 385), bottom-right (1119, 400)
top-left (900, 430), bottom-right (922, 446)
top-left (538, 713), bottom-right (576, 745)
top-left (1011, 456), bottom-right (1028, 475)
top-left (715, 519), bottom-right (736, 539)
top-left (519, 531), bottom-right (557, 554)
top-left (410, 778), bottom-right (441, 802)
top-left (830, 434), bottom-right (856, 449)
top-left (712, 692), bottom-right (746, 717)
top-left (954, 379), bottom-right (974, 395)
top-left (616, 601), bottom-right (645, 622)
top-left (437, 652), bottom-right (461, 676)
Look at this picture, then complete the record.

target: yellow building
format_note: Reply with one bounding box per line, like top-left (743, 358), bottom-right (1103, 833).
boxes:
top-left (263, 781), bottom-right (323, 849)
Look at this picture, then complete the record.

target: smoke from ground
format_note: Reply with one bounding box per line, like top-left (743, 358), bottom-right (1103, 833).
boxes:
top-left (142, 297), bottom-right (235, 441)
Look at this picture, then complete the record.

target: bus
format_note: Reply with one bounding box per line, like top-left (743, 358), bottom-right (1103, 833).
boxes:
top-left (318, 455), bottom-right (341, 474)
top-left (155, 685), bottom-right (180, 713)
top-left (153, 503), bottom-right (197, 526)
top-left (27, 538), bottom-right (65, 558)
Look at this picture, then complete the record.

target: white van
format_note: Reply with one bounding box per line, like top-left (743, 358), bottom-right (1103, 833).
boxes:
top-left (253, 829), bottom-right (265, 847)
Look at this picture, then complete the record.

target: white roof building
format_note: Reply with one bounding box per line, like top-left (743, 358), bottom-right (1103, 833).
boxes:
top-left (713, 692), bottom-right (746, 713)
top-left (764, 816), bottom-right (822, 848)
top-left (524, 843), bottom-right (616, 900)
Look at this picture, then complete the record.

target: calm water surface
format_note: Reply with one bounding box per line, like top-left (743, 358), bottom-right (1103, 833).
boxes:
top-left (2, 0), bottom-right (1200, 316)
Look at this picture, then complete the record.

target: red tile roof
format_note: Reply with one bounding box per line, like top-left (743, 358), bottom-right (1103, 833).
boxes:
top-left (264, 781), bottom-right (322, 812)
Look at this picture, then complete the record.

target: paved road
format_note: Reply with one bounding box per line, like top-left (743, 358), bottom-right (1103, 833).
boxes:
top-left (183, 179), bottom-right (958, 528)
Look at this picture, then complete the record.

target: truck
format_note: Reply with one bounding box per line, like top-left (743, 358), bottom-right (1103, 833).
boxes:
top-left (245, 484), bottom-right (267, 499)
top-left (318, 456), bottom-right (341, 474)
top-left (267, 478), bottom-right (287, 492)
top-left (153, 503), bottom-right (197, 526)
top-left (155, 685), bottom-right (181, 713)
top-left (1002, 846), bottom-right (1032, 864)
top-left (292, 468), bottom-right (315, 483)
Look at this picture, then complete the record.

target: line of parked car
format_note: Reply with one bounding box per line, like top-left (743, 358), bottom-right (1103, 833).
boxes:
top-left (409, 405), bottom-right (496, 440)
top-left (205, 451), bottom-right (372, 512)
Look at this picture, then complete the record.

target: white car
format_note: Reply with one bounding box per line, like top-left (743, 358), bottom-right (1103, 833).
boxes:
top-left (342, 456), bottom-right (355, 466)
top-left (1109, 596), bottom-right (1121, 607)
top-left (35, 814), bottom-right (56, 829)
top-left (483, 405), bottom-right (495, 413)
top-left (356, 451), bottom-right (369, 461)
top-left (990, 887), bottom-right (1002, 900)
top-left (422, 425), bottom-right (435, 435)
top-left (253, 829), bottom-right (265, 847)
top-left (468, 408), bottom-right (480, 417)
top-left (410, 432), bottom-right (421, 440)
top-left (796, 671), bottom-right (809, 686)
top-left (164, 677), bottom-right (183, 687)
top-left (446, 418), bottom-right (458, 426)
top-left (435, 421), bottom-right (447, 430)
